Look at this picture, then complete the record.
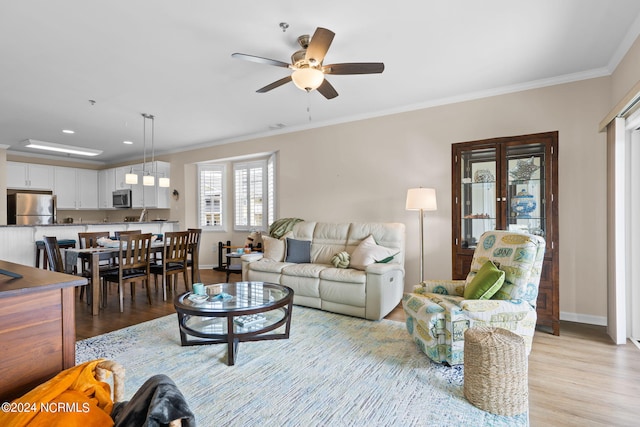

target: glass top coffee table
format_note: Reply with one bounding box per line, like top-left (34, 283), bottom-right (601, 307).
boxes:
top-left (174, 281), bottom-right (294, 365)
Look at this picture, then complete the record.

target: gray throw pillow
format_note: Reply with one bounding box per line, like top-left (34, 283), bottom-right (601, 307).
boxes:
top-left (285, 238), bottom-right (311, 263)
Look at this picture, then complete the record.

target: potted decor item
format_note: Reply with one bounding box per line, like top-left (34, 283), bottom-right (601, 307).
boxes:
top-left (511, 189), bottom-right (537, 218)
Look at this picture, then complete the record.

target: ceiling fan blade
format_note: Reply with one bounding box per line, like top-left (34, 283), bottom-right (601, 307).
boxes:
top-left (232, 53), bottom-right (290, 68)
top-left (256, 76), bottom-right (293, 93)
top-left (305, 27), bottom-right (335, 65)
top-left (323, 62), bottom-right (385, 75)
top-left (316, 79), bottom-right (338, 99)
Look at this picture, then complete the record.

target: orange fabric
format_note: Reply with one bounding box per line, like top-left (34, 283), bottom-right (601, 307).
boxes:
top-left (0, 359), bottom-right (114, 427)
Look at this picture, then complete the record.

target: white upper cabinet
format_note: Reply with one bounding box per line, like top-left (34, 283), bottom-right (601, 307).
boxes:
top-left (53, 166), bottom-right (98, 209)
top-left (53, 167), bottom-right (76, 208)
top-left (156, 161), bottom-right (171, 209)
top-left (6, 161), bottom-right (169, 211)
top-left (98, 168), bottom-right (116, 208)
top-left (76, 169), bottom-right (99, 209)
top-left (6, 162), bottom-right (54, 190)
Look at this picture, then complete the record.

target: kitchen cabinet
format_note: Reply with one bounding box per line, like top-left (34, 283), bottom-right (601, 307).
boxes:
top-left (6, 162), bottom-right (54, 190)
top-left (128, 161), bottom-right (170, 208)
top-left (114, 166), bottom-right (135, 190)
top-left (452, 131), bottom-right (559, 335)
top-left (54, 167), bottom-right (99, 209)
top-left (98, 168), bottom-right (115, 208)
top-left (155, 161), bottom-right (171, 209)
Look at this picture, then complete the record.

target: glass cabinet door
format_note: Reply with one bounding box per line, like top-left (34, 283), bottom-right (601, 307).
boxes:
top-left (505, 143), bottom-right (547, 242)
top-left (459, 146), bottom-right (497, 249)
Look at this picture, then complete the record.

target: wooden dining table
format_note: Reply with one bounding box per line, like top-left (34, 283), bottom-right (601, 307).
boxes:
top-left (65, 241), bottom-right (165, 315)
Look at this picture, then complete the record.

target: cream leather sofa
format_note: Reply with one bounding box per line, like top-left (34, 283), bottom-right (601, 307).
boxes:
top-left (241, 221), bottom-right (405, 320)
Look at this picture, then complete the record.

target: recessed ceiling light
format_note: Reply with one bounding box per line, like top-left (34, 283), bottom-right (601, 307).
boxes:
top-left (62, 129), bottom-right (75, 134)
top-left (123, 140), bottom-right (133, 145)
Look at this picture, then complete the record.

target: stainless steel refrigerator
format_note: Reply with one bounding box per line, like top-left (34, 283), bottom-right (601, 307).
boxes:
top-left (7, 193), bottom-right (57, 225)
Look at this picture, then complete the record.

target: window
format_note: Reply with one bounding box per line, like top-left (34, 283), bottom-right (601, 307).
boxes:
top-left (197, 154), bottom-right (276, 232)
top-left (198, 164), bottom-right (224, 229)
top-left (234, 155), bottom-right (276, 231)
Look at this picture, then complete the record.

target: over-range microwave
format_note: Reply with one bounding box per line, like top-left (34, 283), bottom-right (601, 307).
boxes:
top-left (112, 189), bottom-right (132, 208)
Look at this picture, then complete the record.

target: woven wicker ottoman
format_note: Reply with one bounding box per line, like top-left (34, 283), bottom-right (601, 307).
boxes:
top-left (463, 326), bottom-right (528, 416)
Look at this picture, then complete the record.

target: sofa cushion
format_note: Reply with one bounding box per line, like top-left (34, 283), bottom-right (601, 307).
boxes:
top-left (248, 260), bottom-right (291, 274)
top-left (262, 235), bottom-right (286, 262)
top-left (319, 267), bottom-right (366, 284)
top-left (281, 263), bottom-right (328, 278)
top-left (349, 235), bottom-right (397, 270)
top-left (463, 260), bottom-right (505, 300)
top-left (309, 222), bottom-right (350, 264)
top-left (285, 238), bottom-right (311, 263)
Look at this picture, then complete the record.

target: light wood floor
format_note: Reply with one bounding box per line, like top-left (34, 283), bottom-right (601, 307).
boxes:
top-left (75, 269), bottom-right (640, 426)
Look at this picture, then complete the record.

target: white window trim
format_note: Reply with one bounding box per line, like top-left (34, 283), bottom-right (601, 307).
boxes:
top-left (233, 159), bottom-right (268, 232)
top-left (197, 163), bottom-right (226, 231)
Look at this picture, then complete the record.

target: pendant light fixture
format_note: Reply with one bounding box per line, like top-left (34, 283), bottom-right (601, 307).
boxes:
top-left (142, 113), bottom-right (155, 186)
top-left (125, 169), bottom-right (138, 185)
top-left (125, 113), bottom-right (170, 188)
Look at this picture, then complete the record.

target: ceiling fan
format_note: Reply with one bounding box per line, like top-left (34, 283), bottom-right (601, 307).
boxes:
top-left (232, 27), bottom-right (384, 99)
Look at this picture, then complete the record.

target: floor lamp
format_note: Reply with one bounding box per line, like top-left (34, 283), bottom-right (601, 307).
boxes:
top-left (406, 188), bottom-right (437, 282)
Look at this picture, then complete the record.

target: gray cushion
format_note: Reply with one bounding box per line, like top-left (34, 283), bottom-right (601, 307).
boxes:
top-left (285, 238), bottom-right (311, 263)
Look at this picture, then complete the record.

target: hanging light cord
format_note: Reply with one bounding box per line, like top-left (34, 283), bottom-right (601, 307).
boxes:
top-left (142, 113), bottom-right (147, 175)
top-left (151, 115), bottom-right (156, 176)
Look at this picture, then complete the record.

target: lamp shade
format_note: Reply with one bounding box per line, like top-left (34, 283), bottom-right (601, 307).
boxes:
top-left (291, 68), bottom-right (324, 91)
top-left (158, 177), bottom-right (170, 188)
top-left (406, 188), bottom-right (437, 211)
top-left (143, 175), bottom-right (155, 186)
top-left (125, 173), bottom-right (138, 185)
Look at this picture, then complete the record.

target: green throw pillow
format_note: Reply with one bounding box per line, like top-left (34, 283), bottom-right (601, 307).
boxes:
top-left (463, 260), bottom-right (505, 300)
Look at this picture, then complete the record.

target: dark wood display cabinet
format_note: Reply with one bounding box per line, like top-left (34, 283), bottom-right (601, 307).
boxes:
top-left (451, 131), bottom-right (559, 335)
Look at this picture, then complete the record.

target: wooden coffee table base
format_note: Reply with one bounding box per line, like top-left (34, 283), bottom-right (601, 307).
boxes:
top-left (174, 282), bottom-right (294, 366)
top-left (175, 308), bottom-right (292, 365)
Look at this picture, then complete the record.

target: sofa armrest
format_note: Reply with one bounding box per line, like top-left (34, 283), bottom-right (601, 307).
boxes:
top-left (241, 253), bottom-right (263, 263)
top-left (414, 279), bottom-right (464, 296)
top-left (364, 262), bottom-right (404, 276)
top-left (364, 262), bottom-right (404, 320)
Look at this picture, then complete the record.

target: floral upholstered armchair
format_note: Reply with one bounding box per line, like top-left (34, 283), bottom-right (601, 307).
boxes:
top-left (402, 230), bottom-right (545, 365)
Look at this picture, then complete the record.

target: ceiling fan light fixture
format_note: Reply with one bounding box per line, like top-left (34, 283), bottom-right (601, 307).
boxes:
top-left (291, 68), bottom-right (324, 92)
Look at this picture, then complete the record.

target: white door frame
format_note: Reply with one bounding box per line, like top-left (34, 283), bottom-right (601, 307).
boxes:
top-left (608, 117), bottom-right (627, 344)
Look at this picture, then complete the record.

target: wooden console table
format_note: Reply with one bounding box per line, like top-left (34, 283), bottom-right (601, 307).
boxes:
top-left (0, 260), bottom-right (87, 402)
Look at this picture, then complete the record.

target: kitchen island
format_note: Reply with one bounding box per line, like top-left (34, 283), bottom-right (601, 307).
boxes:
top-left (0, 221), bottom-right (178, 268)
top-left (0, 260), bottom-right (87, 402)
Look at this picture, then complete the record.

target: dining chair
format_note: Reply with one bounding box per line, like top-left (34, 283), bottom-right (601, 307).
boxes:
top-left (186, 228), bottom-right (202, 285)
top-left (101, 233), bottom-right (153, 312)
top-left (77, 231), bottom-right (113, 303)
top-left (114, 230), bottom-right (142, 240)
top-left (42, 236), bottom-right (66, 273)
top-left (151, 231), bottom-right (190, 301)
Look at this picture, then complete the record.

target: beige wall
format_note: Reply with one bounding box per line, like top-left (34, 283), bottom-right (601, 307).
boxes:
top-left (167, 76), bottom-right (611, 323)
top-left (611, 35), bottom-right (640, 108)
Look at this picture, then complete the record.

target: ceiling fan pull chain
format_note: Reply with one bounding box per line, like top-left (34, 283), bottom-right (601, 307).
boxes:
top-left (307, 93), bottom-right (312, 122)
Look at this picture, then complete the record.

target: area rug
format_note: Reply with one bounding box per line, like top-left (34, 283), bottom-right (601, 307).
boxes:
top-left (76, 306), bottom-right (528, 426)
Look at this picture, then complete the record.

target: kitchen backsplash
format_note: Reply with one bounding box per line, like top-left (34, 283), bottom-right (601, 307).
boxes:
top-left (56, 209), bottom-right (171, 224)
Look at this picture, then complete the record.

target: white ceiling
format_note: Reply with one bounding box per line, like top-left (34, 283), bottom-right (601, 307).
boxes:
top-left (2, 0), bottom-right (640, 164)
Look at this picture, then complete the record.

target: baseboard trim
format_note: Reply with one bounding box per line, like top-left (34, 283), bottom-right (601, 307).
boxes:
top-left (560, 311), bottom-right (607, 326)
